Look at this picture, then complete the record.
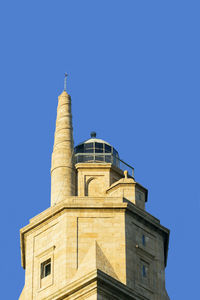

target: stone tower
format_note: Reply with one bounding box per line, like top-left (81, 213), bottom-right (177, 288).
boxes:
top-left (19, 81), bottom-right (170, 300)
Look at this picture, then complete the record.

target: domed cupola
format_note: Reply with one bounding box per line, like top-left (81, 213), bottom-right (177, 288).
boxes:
top-left (74, 132), bottom-right (120, 168)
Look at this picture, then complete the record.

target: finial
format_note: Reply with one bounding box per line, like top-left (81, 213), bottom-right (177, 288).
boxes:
top-left (124, 170), bottom-right (128, 179)
top-left (64, 73), bottom-right (68, 91)
top-left (90, 131), bottom-right (97, 138)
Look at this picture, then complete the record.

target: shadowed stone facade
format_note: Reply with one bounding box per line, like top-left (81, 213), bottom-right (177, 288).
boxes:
top-left (19, 84), bottom-right (170, 300)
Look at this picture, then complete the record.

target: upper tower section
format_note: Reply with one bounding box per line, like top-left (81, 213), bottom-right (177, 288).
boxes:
top-left (50, 75), bottom-right (147, 210)
top-left (51, 74), bottom-right (75, 206)
top-left (74, 133), bottom-right (147, 209)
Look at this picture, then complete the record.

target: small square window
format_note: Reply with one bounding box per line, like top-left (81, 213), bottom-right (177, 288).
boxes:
top-left (41, 259), bottom-right (51, 279)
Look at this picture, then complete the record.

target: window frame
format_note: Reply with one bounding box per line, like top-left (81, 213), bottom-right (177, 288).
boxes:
top-left (41, 258), bottom-right (51, 279)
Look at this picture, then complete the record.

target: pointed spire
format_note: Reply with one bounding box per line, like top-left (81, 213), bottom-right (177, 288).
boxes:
top-left (51, 74), bottom-right (75, 206)
top-left (64, 73), bottom-right (68, 91)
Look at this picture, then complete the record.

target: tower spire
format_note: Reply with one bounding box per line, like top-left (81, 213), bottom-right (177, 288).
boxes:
top-left (64, 73), bottom-right (68, 91)
top-left (51, 74), bottom-right (75, 206)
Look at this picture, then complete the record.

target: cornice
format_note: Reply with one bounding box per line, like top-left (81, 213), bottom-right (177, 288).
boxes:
top-left (75, 162), bottom-right (124, 176)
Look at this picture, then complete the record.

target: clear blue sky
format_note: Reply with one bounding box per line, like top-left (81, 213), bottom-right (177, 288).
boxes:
top-left (0, 1), bottom-right (199, 299)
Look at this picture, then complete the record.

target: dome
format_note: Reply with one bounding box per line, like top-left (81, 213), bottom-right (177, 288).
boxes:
top-left (74, 132), bottom-right (119, 167)
top-left (84, 138), bottom-right (111, 146)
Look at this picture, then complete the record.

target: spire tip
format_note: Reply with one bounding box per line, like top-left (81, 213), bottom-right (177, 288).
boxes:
top-left (64, 73), bottom-right (68, 91)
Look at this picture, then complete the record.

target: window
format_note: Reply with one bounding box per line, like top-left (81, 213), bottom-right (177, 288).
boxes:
top-left (105, 155), bottom-right (111, 163)
top-left (75, 144), bottom-right (84, 153)
top-left (142, 234), bottom-right (146, 246)
top-left (105, 144), bottom-right (111, 153)
top-left (95, 142), bottom-right (103, 153)
top-left (84, 143), bottom-right (94, 153)
top-left (41, 259), bottom-right (51, 279)
top-left (85, 155), bottom-right (94, 162)
top-left (142, 264), bottom-right (147, 277)
top-left (113, 148), bottom-right (118, 157)
top-left (95, 155), bottom-right (104, 161)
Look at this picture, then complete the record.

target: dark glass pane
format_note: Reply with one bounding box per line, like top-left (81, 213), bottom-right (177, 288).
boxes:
top-left (84, 143), bottom-right (93, 150)
top-left (77, 155), bottom-right (84, 163)
top-left (142, 235), bottom-right (146, 246)
top-left (45, 263), bottom-right (51, 277)
top-left (142, 265), bottom-right (147, 277)
top-left (113, 148), bottom-right (118, 157)
top-left (95, 142), bottom-right (103, 149)
top-left (105, 155), bottom-right (111, 163)
top-left (80, 145), bottom-right (85, 152)
top-left (85, 155), bottom-right (94, 162)
top-left (85, 148), bottom-right (93, 153)
top-left (95, 148), bottom-right (103, 153)
top-left (116, 158), bottom-right (120, 168)
top-left (105, 144), bottom-right (111, 153)
top-left (95, 155), bottom-right (104, 161)
top-left (75, 144), bottom-right (84, 153)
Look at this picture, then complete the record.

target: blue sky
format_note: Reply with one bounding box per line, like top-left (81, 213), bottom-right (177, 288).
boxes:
top-left (0, 1), bottom-right (199, 299)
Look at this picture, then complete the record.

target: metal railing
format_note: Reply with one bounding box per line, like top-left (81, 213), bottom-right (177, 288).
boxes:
top-left (74, 153), bottom-right (134, 177)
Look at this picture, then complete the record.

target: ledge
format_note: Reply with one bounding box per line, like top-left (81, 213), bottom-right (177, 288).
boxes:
top-left (43, 269), bottom-right (148, 300)
top-left (135, 244), bottom-right (155, 260)
top-left (75, 162), bottom-right (124, 177)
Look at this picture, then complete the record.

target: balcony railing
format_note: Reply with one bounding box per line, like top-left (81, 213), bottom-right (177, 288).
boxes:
top-left (74, 153), bottom-right (134, 177)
